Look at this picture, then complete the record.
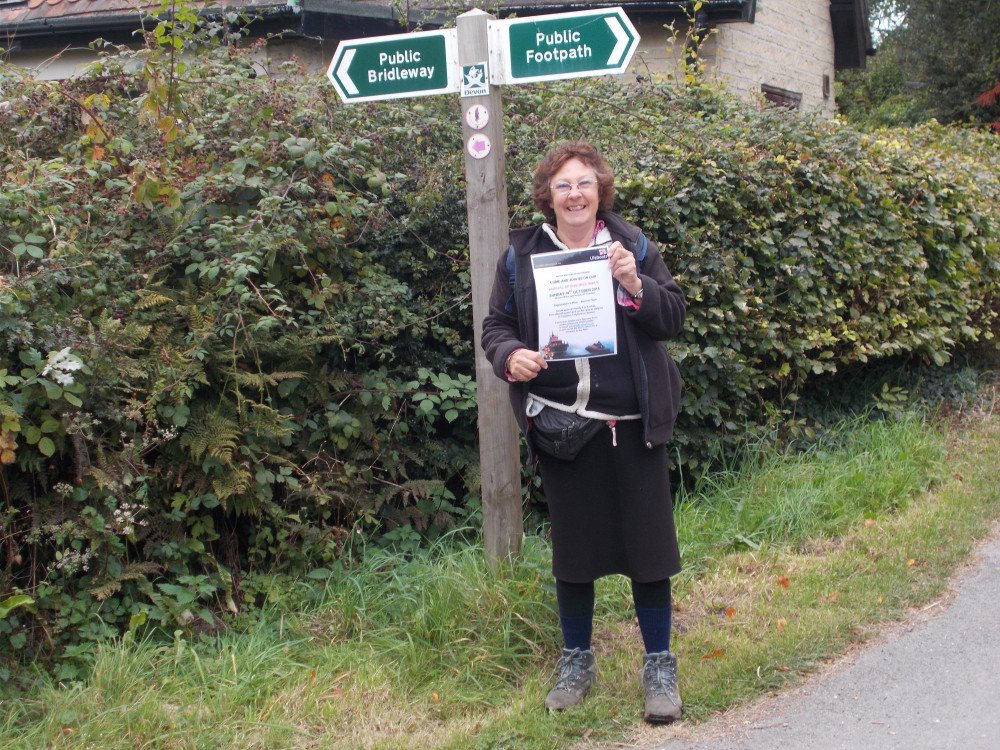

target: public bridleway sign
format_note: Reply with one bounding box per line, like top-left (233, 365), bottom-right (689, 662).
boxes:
top-left (326, 29), bottom-right (460, 103)
top-left (491, 8), bottom-right (639, 85)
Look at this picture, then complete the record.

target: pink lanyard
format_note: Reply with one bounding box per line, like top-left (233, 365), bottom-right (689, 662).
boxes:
top-left (591, 220), bottom-right (605, 245)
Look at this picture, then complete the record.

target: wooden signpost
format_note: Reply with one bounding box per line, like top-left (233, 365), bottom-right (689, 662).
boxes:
top-left (327, 8), bottom-right (640, 561)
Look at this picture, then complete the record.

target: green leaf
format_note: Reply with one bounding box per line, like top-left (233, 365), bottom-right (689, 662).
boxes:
top-left (170, 404), bottom-right (190, 427)
top-left (37, 437), bottom-right (56, 457)
top-left (1, 594), bottom-right (33, 619)
top-left (128, 611), bottom-right (148, 631)
top-left (157, 583), bottom-right (196, 605)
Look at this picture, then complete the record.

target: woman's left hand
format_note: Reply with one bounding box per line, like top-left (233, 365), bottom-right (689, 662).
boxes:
top-left (608, 241), bottom-right (642, 297)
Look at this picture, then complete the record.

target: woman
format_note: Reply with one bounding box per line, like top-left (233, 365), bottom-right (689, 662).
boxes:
top-left (481, 141), bottom-right (686, 723)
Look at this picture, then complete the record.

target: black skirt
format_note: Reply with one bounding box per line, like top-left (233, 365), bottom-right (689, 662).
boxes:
top-left (537, 419), bottom-right (681, 584)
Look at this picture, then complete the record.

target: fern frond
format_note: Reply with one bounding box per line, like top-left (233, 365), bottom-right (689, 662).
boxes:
top-left (183, 412), bottom-right (240, 464)
top-left (260, 370), bottom-right (306, 385)
top-left (242, 401), bottom-right (294, 440)
top-left (134, 291), bottom-right (173, 310)
top-left (88, 467), bottom-right (120, 491)
top-left (233, 370), bottom-right (268, 390)
top-left (178, 304), bottom-right (205, 331)
top-left (232, 369), bottom-right (306, 391)
top-left (94, 309), bottom-right (151, 346)
top-left (120, 561), bottom-right (162, 580)
top-left (89, 561), bottom-right (163, 601)
top-left (310, 335), bottom-right (347, 345)
top-left (119, 322), bottom-right (153, 346)
top-left (378, 478), bottom-right (445, 507)
top-left (213, 466), bottom-right (252, 505)
top-left (89, 580), bottom-right (121, 601)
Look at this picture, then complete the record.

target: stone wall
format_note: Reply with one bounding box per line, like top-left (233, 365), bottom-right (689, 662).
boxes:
top-left (633, 0), bottom-right (837, 118)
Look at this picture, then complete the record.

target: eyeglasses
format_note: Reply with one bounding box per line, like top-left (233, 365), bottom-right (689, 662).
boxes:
top-left (550, 178), bottom-right (598, 194)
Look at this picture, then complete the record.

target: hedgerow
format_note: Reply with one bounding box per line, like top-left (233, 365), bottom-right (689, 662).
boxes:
top-left (1, 30), bottom-right (999, 671)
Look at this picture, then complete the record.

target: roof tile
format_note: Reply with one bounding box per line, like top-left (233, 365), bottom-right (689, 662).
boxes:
top-left (3, 0), bottom-right (289, 30)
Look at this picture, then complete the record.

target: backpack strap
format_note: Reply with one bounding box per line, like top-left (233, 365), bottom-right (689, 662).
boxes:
top-left (504, 244), bottom-right (516, 313)
top-left (635, 232), bottom-right (648, 265)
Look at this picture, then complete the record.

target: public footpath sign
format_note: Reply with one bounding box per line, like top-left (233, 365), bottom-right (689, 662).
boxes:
top-left (327, 30), bottom-right (460, 103)
top-left (492, 8), bottom-right (639, 85)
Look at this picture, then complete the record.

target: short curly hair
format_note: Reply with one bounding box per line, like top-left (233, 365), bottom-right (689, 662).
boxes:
top-left (531, 140), bottom-right (616, 222)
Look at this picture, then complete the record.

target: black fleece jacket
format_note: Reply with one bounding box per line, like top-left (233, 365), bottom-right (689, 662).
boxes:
top-left (481, 212), bottom-right (686, 452)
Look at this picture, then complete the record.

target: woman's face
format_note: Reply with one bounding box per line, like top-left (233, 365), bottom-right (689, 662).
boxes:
top-left (549, 157), bottom-right (600, 234)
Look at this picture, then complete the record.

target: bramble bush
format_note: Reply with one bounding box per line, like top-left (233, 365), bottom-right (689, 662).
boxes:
top-left (2, 25), bottom-right (999, 671)
top-left (0, 32), bottom-right (480, 674)
top-left (610, 97), bottom-right (1000, 462)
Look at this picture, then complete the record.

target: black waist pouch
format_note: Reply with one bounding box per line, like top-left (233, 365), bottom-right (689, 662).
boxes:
top-left (531, 407), bottom-right (604, 461)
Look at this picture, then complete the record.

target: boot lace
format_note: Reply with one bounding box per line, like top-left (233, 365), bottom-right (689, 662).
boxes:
top-left (548, 648), bottom-right (591, 691)
top-left (642, 652), bottom-right (678, 696)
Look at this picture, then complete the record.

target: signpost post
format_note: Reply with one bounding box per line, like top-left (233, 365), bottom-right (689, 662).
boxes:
top-left (457, 10), bottom-right (524, 563)
top-left (326, 9), bottom-right (640, 562)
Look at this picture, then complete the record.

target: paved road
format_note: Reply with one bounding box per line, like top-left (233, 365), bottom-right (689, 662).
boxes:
top-left (645, 528), bottom-right (1000, 750)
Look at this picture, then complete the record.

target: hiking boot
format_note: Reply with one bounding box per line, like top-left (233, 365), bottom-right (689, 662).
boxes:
top-left (544, 648), bottom-right (596, 711)
top-left (641, 651), bottom-right (682, 723)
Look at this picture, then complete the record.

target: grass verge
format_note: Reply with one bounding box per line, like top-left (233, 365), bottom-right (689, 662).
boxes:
top-left (2, 412), bottom-right (999, 749)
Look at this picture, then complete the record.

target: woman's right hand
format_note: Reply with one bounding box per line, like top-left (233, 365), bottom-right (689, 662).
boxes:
top-left (507, 348), bottom-right (548, 382)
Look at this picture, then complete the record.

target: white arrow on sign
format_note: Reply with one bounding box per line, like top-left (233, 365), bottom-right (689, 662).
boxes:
top-left (337, 49), bottom-right (359, 96)
top-left (607, 17), bottom-right (629, 67)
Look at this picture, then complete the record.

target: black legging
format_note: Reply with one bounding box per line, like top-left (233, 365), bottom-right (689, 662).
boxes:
top-left (556, 578), bottom-right (671, 616)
